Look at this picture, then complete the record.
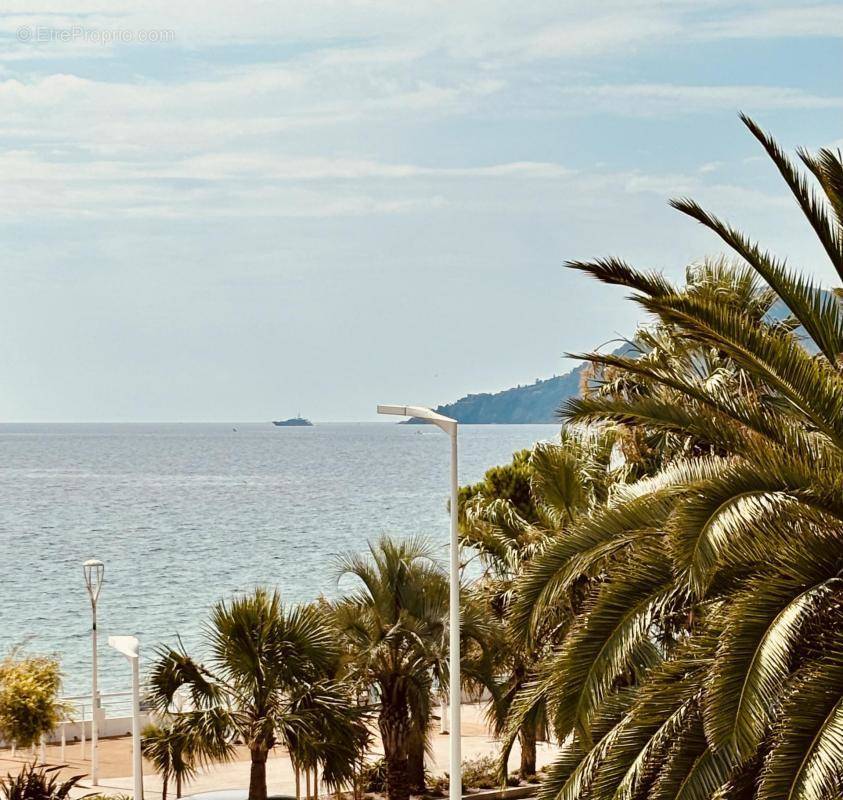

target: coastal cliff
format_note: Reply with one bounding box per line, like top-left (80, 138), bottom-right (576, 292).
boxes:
top-left (404, 361), bottom-right (588, 425)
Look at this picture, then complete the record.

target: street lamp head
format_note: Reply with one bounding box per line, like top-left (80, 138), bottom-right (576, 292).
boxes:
top-left (377, 404), bottom-right (457, 434)
top-left (108, 635), bottom-right (139, 661)
top-left (83, 559), bottom-right (105, 604)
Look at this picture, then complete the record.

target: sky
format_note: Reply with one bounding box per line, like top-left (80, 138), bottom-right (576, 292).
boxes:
top-left (1, 1), bottom-right (842, 422)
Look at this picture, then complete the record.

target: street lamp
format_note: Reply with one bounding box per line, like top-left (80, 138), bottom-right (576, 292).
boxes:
top-left (377, 404), bottom-right (461, 800)
top-left (108, 636), bottom-right (144, 800)
top-left (83, 559), bottom-right (104, 786)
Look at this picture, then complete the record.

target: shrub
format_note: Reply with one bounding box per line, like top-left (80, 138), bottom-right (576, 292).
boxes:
top-left (460, 754), bottom-right (502, 790)
top-left (360, 757), bottom-right (388, 793)
top-left (0, 653), bottom-right (64, 749)
top-left (423, 773), bottom-right (449, 798)
top-left (435, 753), bottom-right (519, 795)
top-left (0, 763), bottom-right (82, 800)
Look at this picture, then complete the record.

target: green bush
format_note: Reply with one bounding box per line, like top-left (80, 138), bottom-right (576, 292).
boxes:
top-left (423, 773), bottom-right (449, 798)
top-left (0, 763), bottom-right (82, 800)
top-left (360, 757), bottom-right (388, 793)
top-left (434, 753), bottom-right (520, 795)
top-left (460, 754), bottom-right (502, 790)
top-left (0, 653), bottom-right (64, 749)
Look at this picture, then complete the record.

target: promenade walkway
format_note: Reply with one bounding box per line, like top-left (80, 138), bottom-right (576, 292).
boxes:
top-left (0, 705), bottom-right (560, 799)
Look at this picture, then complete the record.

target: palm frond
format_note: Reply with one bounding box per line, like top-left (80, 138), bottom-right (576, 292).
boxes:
top-left (670, 197), bottom-right (843, 363)
top-left (565, 258), bottom-right (676, 299)
top-left (704, 575), bottom-right (842, 760)
top-left (544, 547), bottom-right (678, 738)
top-left (739, 113), bottom-right (843, 283)
top-left (756, 642), bottom-right (843, 800)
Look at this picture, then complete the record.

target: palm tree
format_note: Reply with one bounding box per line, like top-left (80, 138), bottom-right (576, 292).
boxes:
top-left (283, 675), bottom-right (372, 799)
top-left (148, 588), bottom-right (367, 800)
top-left (331, 536), bottom-right (449, 800)
top-left (503, 117), bottom-right (843, 800)
top-left (141, 721), bottom-right (196, 800)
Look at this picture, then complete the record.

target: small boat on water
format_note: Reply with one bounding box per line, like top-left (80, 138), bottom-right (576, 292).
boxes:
top-left (272, 416), bottom-right (313, 427)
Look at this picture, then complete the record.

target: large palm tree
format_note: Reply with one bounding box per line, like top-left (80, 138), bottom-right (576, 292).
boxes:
top-left (331, 536), bottom-right (449, 800)
top-left (148, 588), bottom-right (367, 800)
top-left (505, 117), bottom-right (843, 800)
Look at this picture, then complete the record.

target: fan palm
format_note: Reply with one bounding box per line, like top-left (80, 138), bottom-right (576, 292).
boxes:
top-left (504, 117), bottom-right (843, 800)
top-left (283, 670), bottom-right (372, 799)
top-left (148, 587), bottom-right (367, 800)
top-left (141, 721), bottom-right (196, 800)
top-left (331, 536), bottom-right (449, 800)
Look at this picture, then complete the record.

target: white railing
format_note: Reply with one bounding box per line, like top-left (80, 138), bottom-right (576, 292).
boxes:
top-left (56, 690), bottom-right (139, 760)
top-left (0, 689), bottom-right (154, 761)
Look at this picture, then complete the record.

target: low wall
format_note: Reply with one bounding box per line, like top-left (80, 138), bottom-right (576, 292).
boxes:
top-left (52, 713), bottom-right (152, 743)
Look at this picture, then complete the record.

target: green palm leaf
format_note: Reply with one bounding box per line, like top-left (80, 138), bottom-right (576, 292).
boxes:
top-left (639, 293), bottom-right (843, 446)
top-left (798, 147), bottom-right (843, 228)
top-left (739, 114), bottom-right (843, 282)
top-left (756, 644), bottom-right (843, 800)
top-left (546, 548), bottom-right (678, 738)
top-left (704, 576), bottom-right (842, 760)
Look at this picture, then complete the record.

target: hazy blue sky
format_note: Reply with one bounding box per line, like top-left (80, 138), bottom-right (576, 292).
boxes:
top-left (1, 1), bottom-right (842, 421)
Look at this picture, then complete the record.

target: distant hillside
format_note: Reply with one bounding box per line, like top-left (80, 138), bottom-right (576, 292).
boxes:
top-left (405, 362), bottom-right (589, 425)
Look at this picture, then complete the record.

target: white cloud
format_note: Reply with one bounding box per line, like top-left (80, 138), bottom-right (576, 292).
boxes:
top-left (0, 65), bottom-right (507, 159)
top-left (2, 0), bottom-right (839, 75)
top-left (519, 15), bottom-right (681, 59)
top-left (172, 154), bottom-right (573, 181)
top-left (554, 83), bottom-right (843, 115)
top-left (0, 140), bottom-right (791, 223)
top-left (0, 146), bottom-right (574, 218)
top-left (700, 4), bottom-right (843, 39)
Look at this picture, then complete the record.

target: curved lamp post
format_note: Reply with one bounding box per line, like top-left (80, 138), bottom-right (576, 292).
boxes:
top-left (108, 636), bottom-right (143, 800)
top-left (377, 404), bottom-right (460, 800)
top-left (83, 559), bottom-right (104, 786)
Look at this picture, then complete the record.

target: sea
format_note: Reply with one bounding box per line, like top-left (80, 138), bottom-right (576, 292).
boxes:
top-left (0, 422), bottom-right (558, 696)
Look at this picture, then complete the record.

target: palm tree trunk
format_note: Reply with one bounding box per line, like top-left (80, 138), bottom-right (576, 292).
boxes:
top-left (162, 774), bottom-right (169, 800)
top-left (249, 748), bottom-right (269, 800)
top-left (295, 762), bottom-right (301, 800)
top-left (385, 754), bottom-right (410, 800)
top-left (176, 770), bottom-right (183, 798)
top-left (518, 725), bottom-right (537, 779)
top-left (407, 724), bottom-right (426, 792)
top-left (306, 766), bottom-right (311, 800)
top-left (379, 705), bottom-right (411, 800)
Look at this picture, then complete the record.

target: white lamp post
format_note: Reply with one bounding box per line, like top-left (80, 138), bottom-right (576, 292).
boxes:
top-left (377, 404), bottom-right (461, 800)
top-left (83, 559), bottom-right (104, 786)
top-left (108, 636), bottom-right (144, 800)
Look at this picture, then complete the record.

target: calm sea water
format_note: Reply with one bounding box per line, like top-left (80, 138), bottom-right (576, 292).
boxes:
top-left (0, 422), bottom-right (558, 695)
